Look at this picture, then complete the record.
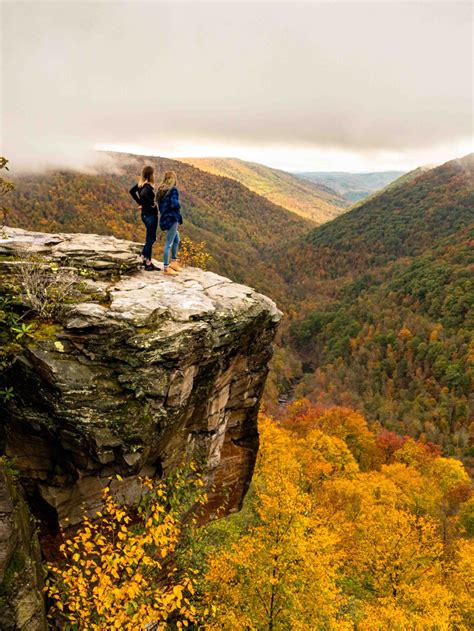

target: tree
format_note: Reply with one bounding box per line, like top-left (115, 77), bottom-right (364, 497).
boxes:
top-left (202, 407), bottom-right (473, 629)
top-left (46, 471), bottom-right (206, 630)
top-left (0, 156), bottom-right (15, 229)
top-left (446, 538), bottom-right (474, 629)
top-left (280, 401), bottom-right (377, 469)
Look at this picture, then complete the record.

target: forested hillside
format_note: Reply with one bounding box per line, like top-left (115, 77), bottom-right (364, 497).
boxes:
top-left (289, 231), bottom-right (473, 463)
top-left (46, 404), bottom-right (474, 629)
top-left (279, 154), bottom-right (474, 465)
top-left (178, 156), bottom-right (348, 223)
top-left (6, 152), bottom-right (311, 304)
top-left (200, 405), bottom-right (473, 629)
top-left (295, 169), bottom-right (406, 203)
top-left (280, 153), bottom-right (474, 294)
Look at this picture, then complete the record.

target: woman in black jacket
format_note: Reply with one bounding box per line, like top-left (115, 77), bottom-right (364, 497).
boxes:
top-left (156, 171), bottom-right (183, 276)
top-left (129, 165), bottom-right (160, 271)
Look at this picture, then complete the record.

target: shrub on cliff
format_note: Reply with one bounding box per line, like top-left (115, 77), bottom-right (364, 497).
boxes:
top-left (12, 255), bottom-right (79, 320)
top-left (0, 156), bottom-right (14, 230)
top-left (46, 468), bottom-right (207, 630)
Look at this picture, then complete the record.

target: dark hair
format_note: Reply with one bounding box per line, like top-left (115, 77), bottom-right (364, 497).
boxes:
top-left (138, 165), bottom-right (154, 186)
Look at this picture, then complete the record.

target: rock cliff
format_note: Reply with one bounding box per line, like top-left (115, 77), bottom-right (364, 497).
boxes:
top-left (0, 226), bottom-right (280, 528)
top-left (0, 461), bottom-right (47, 630)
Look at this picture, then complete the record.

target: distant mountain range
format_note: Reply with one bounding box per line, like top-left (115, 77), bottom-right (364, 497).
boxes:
top-left (347, 165), bottom-right (435, 210)
top-left (178, 157), bottom-right (348, 223)
top-left (294, 170), bottom-right (407, 203)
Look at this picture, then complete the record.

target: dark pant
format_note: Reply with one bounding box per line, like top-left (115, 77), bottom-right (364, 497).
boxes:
top-left (141, 213), bottom-right (158, 261)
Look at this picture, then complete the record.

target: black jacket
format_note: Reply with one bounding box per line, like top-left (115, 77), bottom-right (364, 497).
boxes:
top-left (129, 183), bottom-right (157, 216)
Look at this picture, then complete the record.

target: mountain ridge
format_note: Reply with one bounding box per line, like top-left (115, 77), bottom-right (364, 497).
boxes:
top-left (177, 156), bottom-right (348, 223)
top-left (348, 164), bottom-right (436, 210)
top-left (281, 152), bottom-right (474, 292)
top-left (281, 153), bottom-right (474, 464)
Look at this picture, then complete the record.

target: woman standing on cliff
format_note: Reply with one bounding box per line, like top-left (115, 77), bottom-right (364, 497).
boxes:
top-left (156, 170), bottom-right (183, 276)
top-left (129, 165), bottom-right (160, 272)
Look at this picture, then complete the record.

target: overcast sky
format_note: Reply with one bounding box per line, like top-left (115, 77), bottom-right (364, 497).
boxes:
top-left (1, 1), bottom-right (472, 172)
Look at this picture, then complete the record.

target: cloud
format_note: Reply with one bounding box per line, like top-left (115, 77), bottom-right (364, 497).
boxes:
top-left (1, 1), bottom-right (472, 171)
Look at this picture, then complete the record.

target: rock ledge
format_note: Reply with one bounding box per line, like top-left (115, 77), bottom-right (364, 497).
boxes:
top-left (0, 227), bottom-right (281, 525)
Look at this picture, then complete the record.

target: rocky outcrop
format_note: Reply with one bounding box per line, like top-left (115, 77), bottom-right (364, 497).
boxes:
top-left (0, 227), bottom-right (281, 528)
top-left (0, 460), bottom-right (46, 630)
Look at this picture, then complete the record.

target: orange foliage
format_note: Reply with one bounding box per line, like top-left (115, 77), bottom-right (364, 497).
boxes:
top-left (202, 403), bottom-right (474, 629)
top-left (279, 400), bottom-right (377, 469)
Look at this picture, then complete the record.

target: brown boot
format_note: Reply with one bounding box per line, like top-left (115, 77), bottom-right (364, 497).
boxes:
top-left (169, 260), bottom-right (183, 271)
top-left (164, 266), bottom-right (179, 276)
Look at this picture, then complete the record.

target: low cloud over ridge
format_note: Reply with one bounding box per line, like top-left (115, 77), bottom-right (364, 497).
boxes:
top-left (2, 2), bottom-right (472, 171)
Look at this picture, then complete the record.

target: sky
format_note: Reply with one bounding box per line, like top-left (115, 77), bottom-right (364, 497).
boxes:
top-left (1, 1), bottom-right (472, 173)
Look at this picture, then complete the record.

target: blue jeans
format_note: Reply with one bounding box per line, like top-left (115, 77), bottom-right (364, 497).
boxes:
top-left (141, 213), bottom-right (158, 261)
top-left (163, 222), bottom-right (180, 267)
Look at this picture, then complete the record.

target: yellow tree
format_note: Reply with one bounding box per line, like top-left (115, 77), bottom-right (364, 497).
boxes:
top-left (446, 538), bottom-right (474, 629)
top-left (203, 416), bottom-right (349, 630)
top-left (389, 443), bottom-right (473, 557)
top-left (293, 428), bottom-right (359, 494)
top-left (320, 471), bottom-right (456, 627)
top-left (280, 401), bottom-right (377, 469)
top-left (200, 406), bottom-right (473, 630)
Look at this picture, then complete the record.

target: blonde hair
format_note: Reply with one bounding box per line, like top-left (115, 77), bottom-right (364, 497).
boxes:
top-left (156, 170), bottom-right (177, 201)
top-left (138, 165), bottom-right (154, 187)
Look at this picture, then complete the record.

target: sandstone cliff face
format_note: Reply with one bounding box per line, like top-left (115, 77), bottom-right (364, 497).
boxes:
top-left (0, 227), bottom-right (281, 530)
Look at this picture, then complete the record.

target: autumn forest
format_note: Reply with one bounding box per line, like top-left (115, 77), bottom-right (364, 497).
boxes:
top-left (3, 150), bottom-right (474, 629)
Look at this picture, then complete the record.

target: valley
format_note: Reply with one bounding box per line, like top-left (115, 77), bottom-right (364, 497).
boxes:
top-left (295, 169), bottom-right (407, 203)
top-left (5, 151), bottom-right (474, 466)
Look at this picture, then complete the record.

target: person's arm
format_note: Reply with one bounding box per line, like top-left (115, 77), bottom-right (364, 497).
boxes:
top-left (129, 184), bottom-right (141, 206)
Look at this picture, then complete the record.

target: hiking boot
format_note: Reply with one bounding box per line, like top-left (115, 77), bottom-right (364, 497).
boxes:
top-left (164, 267), bottom-right (179, 276)
top-left (144, 262), bottom-right (160, 272)
top-left (143, 260), bottom-right (161, 272)
top-left (169, 261), bottom-right (183, 271)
